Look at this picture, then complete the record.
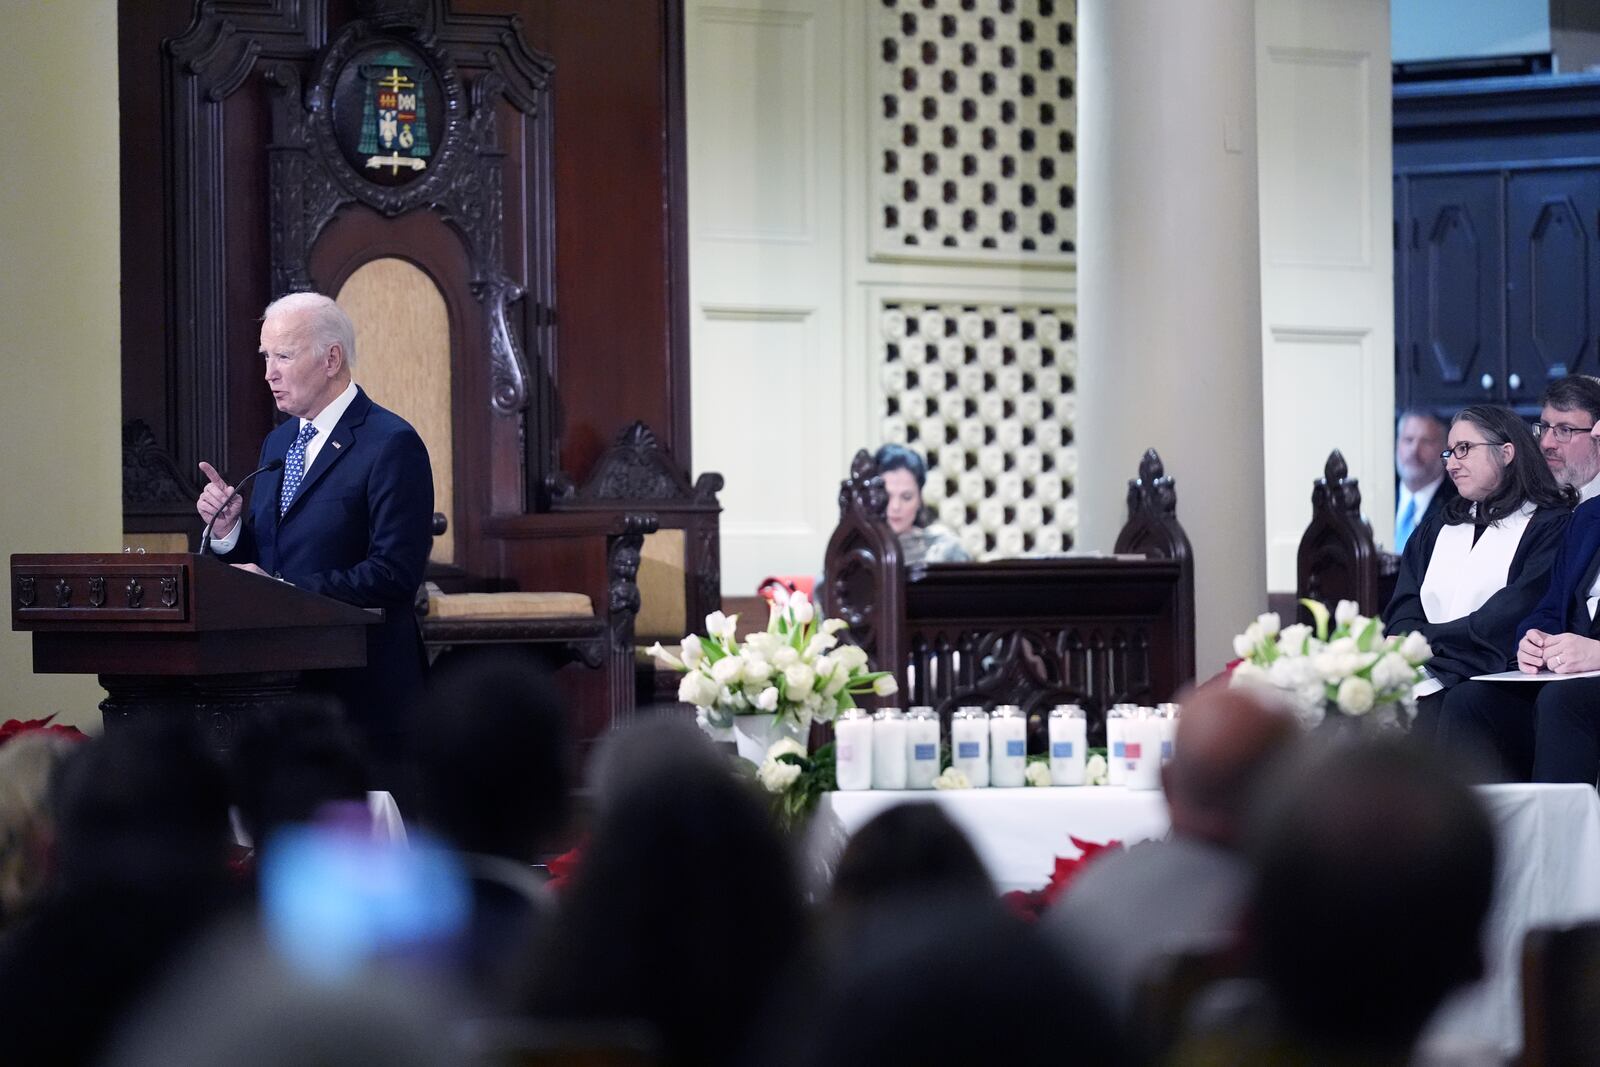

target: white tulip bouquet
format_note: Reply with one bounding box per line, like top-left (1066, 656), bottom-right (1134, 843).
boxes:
top-left (650, 587), bottom-right (899, 733)
top-left (1229, 598), bottom-right (1433, 729)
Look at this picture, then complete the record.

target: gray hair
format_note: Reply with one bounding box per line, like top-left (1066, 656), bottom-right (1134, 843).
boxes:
top-left (263, 291), bottom-right (358, 371)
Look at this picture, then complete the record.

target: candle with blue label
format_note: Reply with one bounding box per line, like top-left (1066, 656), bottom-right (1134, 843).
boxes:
top-left (1048, 704), bottom-right (1087, 786)
top-left (990, 704), bottom-right (1027, 787)
top-left (905, 705), bottom-right (941, 789)
top-left (950, 706), bottom-right (990, 787)
top-left (835, 707), bottom-right (874, 791)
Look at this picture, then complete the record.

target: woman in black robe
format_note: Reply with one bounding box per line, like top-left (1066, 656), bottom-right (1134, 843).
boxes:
top-left (1386, 405), bottom-right (1574, 738)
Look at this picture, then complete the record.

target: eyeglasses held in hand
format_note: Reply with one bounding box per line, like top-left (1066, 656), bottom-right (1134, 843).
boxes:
top-left (1530, 421), bottom-right (1596, 443)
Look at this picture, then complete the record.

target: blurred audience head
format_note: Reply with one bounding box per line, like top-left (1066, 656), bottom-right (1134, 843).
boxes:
top-left (51, 718), bottom-right (232, 896)
top-left (796, 898), bottom-right (1128, 1067)
top-left (103, 923), bottom-right (463, 1067)
top-left (230, 697), bottom-right (369, 853)
top-left (1247, 740), bottom-right (1494, 1055)
top-left (532, 718), bottom-right (803, 1067)
top-left (829, 801), bottom-right (992, 914)
top-left (416, 651), bottom-right (571, 862)
top-left (0, 732), bottom-right (78, 925)
top-left (1163, 681), bottom-right (1299, 849)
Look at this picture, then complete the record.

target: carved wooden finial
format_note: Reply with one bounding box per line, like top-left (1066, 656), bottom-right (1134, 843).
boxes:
top-left (1137, 448), bottom-right (1165, 485)
top-left (839, 449), bottom-right (888, 519)
top-left (1126, 448), bottom-right (1178, 519)
top-left (619, 421), bottom-right (659, 451)
top-left (1324, 449), bottom-right (1349, 483)
top-left (1312, 448), bottom-right (1363, 514)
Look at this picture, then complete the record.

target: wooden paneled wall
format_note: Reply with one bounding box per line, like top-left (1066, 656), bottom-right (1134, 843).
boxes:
top-left (118, 0), bottom-right (690, 566)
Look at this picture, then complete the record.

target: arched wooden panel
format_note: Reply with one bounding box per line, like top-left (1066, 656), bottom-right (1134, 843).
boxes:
top-left (336, 257), bottom-right (456, 565)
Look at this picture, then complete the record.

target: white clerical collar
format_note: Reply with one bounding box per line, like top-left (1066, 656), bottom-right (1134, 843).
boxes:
top-left (302, 380), bottom-right (358, 438)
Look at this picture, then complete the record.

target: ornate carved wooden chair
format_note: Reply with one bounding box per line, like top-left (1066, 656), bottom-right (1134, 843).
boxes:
top-left (334, 264), bottom-right (652, 731)
top-left (547, 422), bottom-right (723, 700)
top-left (823, 447), bottom-right (1196, 746)
top-left (1295, 450), bottom-right (1399, 619)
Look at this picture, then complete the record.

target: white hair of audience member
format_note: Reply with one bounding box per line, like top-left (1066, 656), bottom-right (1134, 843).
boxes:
top-left (0, 732), bottom-right (78, 926)
top-left (263, 291), bottom-right (359, 371)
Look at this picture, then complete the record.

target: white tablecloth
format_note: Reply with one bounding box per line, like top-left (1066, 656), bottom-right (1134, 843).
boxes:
top-left (814, 786), bottom-right (1171, 893)
top-left (812, 783), bottom-right (1600, 1057)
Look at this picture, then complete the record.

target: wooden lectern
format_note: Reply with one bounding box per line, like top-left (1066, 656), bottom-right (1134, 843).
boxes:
top-left (10, 553), bottom-right (379, 751)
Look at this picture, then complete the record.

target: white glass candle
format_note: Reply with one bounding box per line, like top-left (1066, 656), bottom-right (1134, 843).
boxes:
top-left (1048, 704), bottom-right (1087, 786)
top-left (871, 708), bottom-right (909, 790)
top-left (990, 704), bottom-right (1028, 787)
top-left (1123, 715), bottom-right (1163, 790)
top-left (905, 706), bottom-right (942, 789)
top-left (1156, 702), bottom-right (1180, 766)
top-left (834, 708), bottom-right (875, 791)
top-left (950, 706), bottom-right (990, 787)
top-left (1106, 704), bottom-right (1136, 786)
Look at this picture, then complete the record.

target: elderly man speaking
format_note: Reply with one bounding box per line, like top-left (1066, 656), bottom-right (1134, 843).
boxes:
top-left (196, 292), bottom-right (434, 795)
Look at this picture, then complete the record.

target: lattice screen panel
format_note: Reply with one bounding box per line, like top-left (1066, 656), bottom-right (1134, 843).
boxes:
top-left (879, 301), bottom-right (1077, 558)
top-left (874, 0), bottom-right (1077, 259)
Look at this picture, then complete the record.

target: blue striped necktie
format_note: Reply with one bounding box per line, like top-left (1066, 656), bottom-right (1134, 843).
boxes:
top-left (279, 423), bottom-right (319, 516)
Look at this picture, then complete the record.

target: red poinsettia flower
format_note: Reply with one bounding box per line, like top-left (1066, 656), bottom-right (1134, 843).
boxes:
top-left (545, 840), bottom-right (585, 893)
top-left (0, 714), bottom-right (89, 748)
top-left (1000, 836), bottom-right (1123, 922)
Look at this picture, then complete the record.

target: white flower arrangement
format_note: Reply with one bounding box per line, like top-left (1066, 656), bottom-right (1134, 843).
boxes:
top-left (1084, 753), bottom-right (1109, 787)
top-left (1024, 761), bottom-right (1052, 788)
top-left (650, 588), bottom-right (899, 731)
top-left (933, 767), bottom-right (972, 790)
top-left (756, 737), bottom-right (807, 794)
top-left (1229, 599), bottom-right (1433, 729)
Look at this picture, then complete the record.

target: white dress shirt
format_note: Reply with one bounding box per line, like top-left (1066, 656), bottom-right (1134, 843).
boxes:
top-left (1396, 476), bottom-right (1444, 550)
top-left (208, 381), bottom-right (360, 554)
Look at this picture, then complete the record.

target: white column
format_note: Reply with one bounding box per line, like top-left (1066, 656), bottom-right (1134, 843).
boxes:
top-left (1076, 0), bottom-right (1267, 675)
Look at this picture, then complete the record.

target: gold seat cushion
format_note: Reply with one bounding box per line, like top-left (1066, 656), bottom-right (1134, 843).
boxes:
top-left (635, 528), bottom-right (688, 640)
top-left (427, 591), bottom-right (594, 619)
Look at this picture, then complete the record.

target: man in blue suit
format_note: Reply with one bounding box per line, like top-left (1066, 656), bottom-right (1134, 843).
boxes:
top-left (196, 292), bottom-right (434, 792)
top-left (1439, 436), bottom-right (1600, 784)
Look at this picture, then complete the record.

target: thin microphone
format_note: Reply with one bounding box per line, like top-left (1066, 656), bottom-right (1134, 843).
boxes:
top-left (200, 459), bottom-right (284, 557)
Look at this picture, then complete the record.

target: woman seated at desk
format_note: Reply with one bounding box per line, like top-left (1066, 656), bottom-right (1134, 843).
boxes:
top-left (875, 444), bottom-right (972, 566)
top-left (1386, 405), bottom-right (1573, 735)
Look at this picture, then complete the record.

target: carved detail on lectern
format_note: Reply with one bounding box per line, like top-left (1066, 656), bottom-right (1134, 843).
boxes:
top-left (89, 577), bottom-right (107, 608)
top-left (53, 579), bottom-right (72, 608)
top-left (126, 579), bottom-right (145, 608)
top-left (17, 577), bottom-right (36, 608)
top-left (160, 577), bottom-right (179, 608)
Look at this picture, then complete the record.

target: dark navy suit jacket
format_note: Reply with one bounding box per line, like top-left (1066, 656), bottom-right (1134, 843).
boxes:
top-left (221, 387), bottom-right (433, 747)
top-left (1518, 497), bottom-right (1600, 644)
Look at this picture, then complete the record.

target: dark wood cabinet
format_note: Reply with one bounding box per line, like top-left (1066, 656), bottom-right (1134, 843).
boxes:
top-left (1402, 173), bottom-right (1506, 408)
top-left (1395, 75), bottom-right (1600, 417)
top-left (1506, 167), bottom-right (1600, 387)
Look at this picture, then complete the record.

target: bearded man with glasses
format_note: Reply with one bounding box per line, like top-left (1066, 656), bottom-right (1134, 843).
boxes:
top-left (1531, 376), bottom-right (1600, 502)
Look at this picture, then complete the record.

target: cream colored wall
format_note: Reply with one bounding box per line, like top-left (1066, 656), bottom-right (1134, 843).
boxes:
top-left (0, 0), bottom-right (122, 731)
